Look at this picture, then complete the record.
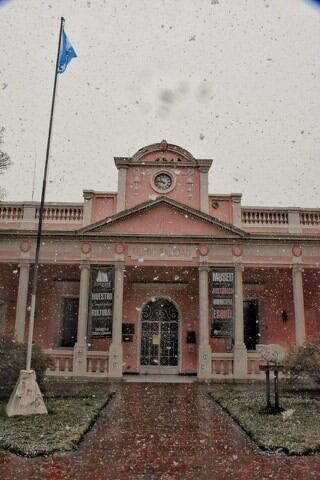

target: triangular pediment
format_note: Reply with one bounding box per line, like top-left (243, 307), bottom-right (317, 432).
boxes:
top-left (78, 197), bottom-right (247, 238)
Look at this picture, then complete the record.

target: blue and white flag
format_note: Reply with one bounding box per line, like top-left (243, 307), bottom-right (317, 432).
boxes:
top-left (58, 31), bottom-right (77, 74)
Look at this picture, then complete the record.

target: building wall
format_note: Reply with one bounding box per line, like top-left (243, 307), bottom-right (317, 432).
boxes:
top-left (243, 268), bottom-right (295, 349)
top-left (122, 267), bottom-right (199, 374)
top-left (125, 164), bottom-right (201, 211)
top-left (0, 265), bottom-right (20, 336)
top-left (304, 269), bottom-right (320, 338)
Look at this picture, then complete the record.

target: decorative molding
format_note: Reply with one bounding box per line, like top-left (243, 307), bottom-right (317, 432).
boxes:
top-left (128, 244), bottom-right (197, 261)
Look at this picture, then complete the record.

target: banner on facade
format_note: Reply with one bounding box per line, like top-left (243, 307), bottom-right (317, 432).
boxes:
top-left (210, 267), bottom-right (235, 338)
top-left (89, 267), bottom-right (114, 338)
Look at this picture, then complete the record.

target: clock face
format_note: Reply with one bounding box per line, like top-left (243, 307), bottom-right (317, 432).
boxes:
top-left (154, 173), bottom-right (173, 191)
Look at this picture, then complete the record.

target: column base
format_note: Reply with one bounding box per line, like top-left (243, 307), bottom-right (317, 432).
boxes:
top-left (109, 343), bottom-right (123, 377)
top-left (73, 341), bottom-right (88, 375)
top-left (197, 344), bottom-right (212, 379)
top-left (233, 344), bottom-right (248, 379)
top-left (6, 370), bottom-right (47, 417)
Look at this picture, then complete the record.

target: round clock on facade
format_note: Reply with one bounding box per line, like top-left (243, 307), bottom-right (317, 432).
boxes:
top-left (154, 173), bottom-right (173, 191)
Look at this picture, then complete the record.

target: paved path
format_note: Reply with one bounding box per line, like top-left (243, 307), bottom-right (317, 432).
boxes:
top-left (0, 383), bottom-right (319, 480)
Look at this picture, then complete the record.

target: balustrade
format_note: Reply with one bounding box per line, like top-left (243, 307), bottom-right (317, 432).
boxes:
top-left (300, 211), bottom-right (320, 226)
top-left (242, 209), bottom-right (288, 225)
top-left (45, 349), bottom-right (109, 377)
top-left (211, 353), bottom-right (233, 377)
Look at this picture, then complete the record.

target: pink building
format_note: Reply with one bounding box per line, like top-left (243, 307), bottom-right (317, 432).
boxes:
top-left (0, 141), bottom-right (319, 380)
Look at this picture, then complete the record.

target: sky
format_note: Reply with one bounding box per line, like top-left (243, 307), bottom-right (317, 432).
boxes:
top-left (0, 0), bottom-right (319, 207)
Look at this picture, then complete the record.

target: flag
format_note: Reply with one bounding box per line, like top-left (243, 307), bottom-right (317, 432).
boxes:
top-left (58, 31), bottom-right (77, 74)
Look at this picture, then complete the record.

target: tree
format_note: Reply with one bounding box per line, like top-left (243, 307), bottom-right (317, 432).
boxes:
top-left (284, 335), bottom-right (320, 385)
top-left (0, 127), bottom-right (12, 199)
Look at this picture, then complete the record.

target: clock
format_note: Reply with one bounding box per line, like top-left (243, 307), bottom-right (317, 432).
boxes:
top-left (154, 173), bottom-right (173, 191)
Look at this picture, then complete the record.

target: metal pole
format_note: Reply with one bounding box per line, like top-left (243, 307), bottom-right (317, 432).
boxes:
top-left (274, 369), bottom-right (280, 410)
top-left (26, 17), bottom-right (65, 371)
top-left (266, 368), bottom-right (271, 408)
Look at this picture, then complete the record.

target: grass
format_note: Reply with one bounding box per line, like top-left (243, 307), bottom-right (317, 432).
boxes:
top-left (0, 392), bottom-right (113, 456)
top-left (210, 390), bottom-right (320, 455)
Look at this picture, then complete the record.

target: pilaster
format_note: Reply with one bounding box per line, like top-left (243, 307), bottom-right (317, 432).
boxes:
top-left (231, 194), bottom-right (242, 228)
top-left (117, 167), bottom-right (127, 213)
top-left (199, 168), bottom-right (209, 214)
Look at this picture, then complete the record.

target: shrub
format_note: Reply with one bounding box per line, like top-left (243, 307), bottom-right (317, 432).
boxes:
top-left (283, 335), bottom-right (320, 384)
top-left (0, 336), bottom-right (53, 400)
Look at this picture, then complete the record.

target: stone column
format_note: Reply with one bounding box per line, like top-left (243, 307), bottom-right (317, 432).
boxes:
top-left (109, 262), bottom-right (124, 377)
top-left (292, 265), bottom-right (305, 346)
top-left (233, 264), bottom-right (247, 379)
top-left (197, 265), bottom-right (212, 379)
top-left (73, 263), bottom-right (90, 375)
top-left (117, 167), bottom-right (127, 213)
top-left (14, 262), bottom-right (30, 343)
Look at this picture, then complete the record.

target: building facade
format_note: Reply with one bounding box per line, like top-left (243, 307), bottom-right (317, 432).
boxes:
top-left (0, 141), bottom-right (319, 380)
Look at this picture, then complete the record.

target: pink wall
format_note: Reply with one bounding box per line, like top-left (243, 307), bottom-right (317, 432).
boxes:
top-left (99, 204), bottom-right (227, 236)
top-left (208, 196), bottom-right (233, 224)
top-left (243, 268), bottom-right (296, 349)
top-left (91, 195), bottom-right (117, 223)
top-left (125, 164), bottom-right (201, 211)
top-left (0, 265), bottom-right (19, 337)
top-left (122, 267), bottom-right (199, 374)
top-left (303, 269), bottom-right (320, 338)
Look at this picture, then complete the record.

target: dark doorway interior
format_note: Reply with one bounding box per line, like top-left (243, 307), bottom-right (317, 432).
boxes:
top-left (60, 297), bottom-right (79, 347)
top-left (243, 299), bottom-right (260, 350)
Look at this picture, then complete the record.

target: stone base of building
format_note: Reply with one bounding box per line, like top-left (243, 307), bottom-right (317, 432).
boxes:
top-left (233, 344), bottom-right (248, 379)
top-left (197, 344), bottom-right (212, 379)
top-left (73, 341), bottom-right (88, 375)
top-left (109, 344), bottom-right (123, 377)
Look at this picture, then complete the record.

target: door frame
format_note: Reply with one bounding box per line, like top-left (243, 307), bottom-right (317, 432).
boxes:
top-left (243, 297), bottom-right (263, 350)
top-left (56, 294), bottom-right (79, 347)
top-left (137, 296), bottom-right (182, 374)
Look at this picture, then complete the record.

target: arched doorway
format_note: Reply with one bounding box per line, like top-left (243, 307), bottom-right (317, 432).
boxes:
top-left (140, 298), bottom-right (179, 374)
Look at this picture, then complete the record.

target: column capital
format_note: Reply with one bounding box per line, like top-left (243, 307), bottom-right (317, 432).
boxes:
top-left (198, 264), bottom-right (210, 273)
top-left (114, 261), bottom-right (125, 271)
top-left (292, 264), bottom-right (304, 274)
top-left (234, 263), bottom-right (244, 273)
top-left (18, 261), bottom-right (30, 269)
top-left (79, 261), bottom-right (90, 271)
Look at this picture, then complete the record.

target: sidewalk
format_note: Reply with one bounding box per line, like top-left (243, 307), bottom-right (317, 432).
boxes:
top-left (0, 383), bottom-right (319, 479)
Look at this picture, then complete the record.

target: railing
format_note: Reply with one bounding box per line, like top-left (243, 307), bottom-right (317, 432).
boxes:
top-left (211, 353), bottom-right (234, 378)
top-left (300, 211), bottom-right (320, 226)
top-left (242, 207), bottom-right (320, 232)
top-left (0, 202), bottom-right (83, 227)
top-left (0, 205), bottom-right (24, 220)
top-left (211, 352), bottom-right (264, 379)
top-left (87, 351), bottom-right (109, 376)
top-left (45, 349), bottom-right (74, 376)
top-left (247, 352), bottom-right (265, 377)
top-left (45, 348), bottom-right (109, 377)
top-left (242, 209), bottom-right (288, 226)
top-left (35, 206), bottom-right (83, 222)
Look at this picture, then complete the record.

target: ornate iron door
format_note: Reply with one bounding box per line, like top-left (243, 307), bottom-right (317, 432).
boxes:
top-left (140, 298), bottom-right (179, 373)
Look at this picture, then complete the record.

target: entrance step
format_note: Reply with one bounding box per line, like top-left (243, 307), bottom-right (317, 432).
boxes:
top-left (123, 374), bottom-right (196, 383)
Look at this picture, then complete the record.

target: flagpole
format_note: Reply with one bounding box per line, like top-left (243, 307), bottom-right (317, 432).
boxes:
top-left (26, 16), bottom-right (65, 371)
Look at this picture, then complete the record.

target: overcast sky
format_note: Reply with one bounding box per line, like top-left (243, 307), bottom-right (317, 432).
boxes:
top-left (0, 0), bottom-right (319, 207)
